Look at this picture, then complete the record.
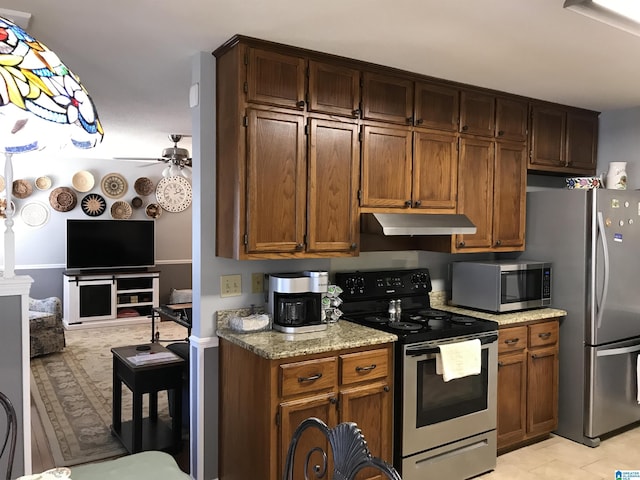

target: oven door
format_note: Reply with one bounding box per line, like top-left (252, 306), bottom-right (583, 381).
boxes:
top-left (402, 333), bottom-right (498, 456)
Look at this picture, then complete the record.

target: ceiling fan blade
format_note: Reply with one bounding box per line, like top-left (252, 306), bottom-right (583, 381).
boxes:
top-left (113, 157), bottom-right (166, 163)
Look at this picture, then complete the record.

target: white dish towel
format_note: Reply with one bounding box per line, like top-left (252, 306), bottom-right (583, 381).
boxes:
top-left (637, 355), bottom-right (640, 404)
top-left (436, 339), bottom-right (482, 382)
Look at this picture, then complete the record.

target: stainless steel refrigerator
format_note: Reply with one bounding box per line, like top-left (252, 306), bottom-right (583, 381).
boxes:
top-left (525, 188), bottom-right (640, 447)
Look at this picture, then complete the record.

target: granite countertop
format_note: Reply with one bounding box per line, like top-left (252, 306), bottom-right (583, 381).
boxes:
top-left (429, 291), bottom-right (567, 327)
top-left (216, 308), bottom-right (397, 360)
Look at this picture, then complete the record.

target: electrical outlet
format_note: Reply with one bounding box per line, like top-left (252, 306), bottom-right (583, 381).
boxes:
top-left (220, 274), bottom-right (242, 297)
top-left (252, 272), bottom-right (264, 294)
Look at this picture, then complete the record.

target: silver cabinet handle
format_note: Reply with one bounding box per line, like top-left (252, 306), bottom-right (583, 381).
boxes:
top-left (298, 373), bottom-right (322, 383)
top-left (355, 364), bottom-right (376, 373)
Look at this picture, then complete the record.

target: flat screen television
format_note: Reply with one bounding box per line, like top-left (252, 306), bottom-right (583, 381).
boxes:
top-left (66, 219), bottom-right (155, 271)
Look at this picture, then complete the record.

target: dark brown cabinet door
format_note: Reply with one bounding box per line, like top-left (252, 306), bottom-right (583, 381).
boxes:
top-left (246, 47), bottom-right (306, 110)
top-left (308, 61), bottom-right (360, 118)
top-left (496, 97), bottom-right (528, 142)
top-left (566, 112), bottom-right (598, 174)
top-left (340, 382), bottom-right (392, 480)
top-left (414, 82), bottom-right (459, 131)
top-left (527, 346), bottom-right (559, 437)
top-left (530, 106), bottom-right (566, 170)
top-left (362, 72), bottom-right (413, 125)
top-left (460, 90), bottom-right (495, 137)
top-left (360, 125), bottom-right (413, 208)
top-left (493, 141), bottom-right (527, 249)
top-left (413, 131), bottom-right (458, 211)
top-left (279, 394), bottom-right (338, 480)
top-left (455, 137), bottom-right (494, 250)
top-left (307, 119), bottom-right (359, 253)
top-left (497, 351), bottom-right (527, 449)
top-left (246, 109), bottom-right (306, 253)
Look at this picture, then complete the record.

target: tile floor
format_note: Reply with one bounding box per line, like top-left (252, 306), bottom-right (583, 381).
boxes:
top-left (478, 427), bottom-right (640, 479)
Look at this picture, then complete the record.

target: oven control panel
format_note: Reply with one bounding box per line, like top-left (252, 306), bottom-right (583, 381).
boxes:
top-left (335, 268), bottom-right (432, 300)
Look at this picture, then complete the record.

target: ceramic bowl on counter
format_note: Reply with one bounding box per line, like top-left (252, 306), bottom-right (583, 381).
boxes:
top-left (565, 177), bottom-right (602, 189)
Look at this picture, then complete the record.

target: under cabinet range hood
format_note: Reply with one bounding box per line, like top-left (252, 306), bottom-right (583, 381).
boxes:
top-left (367, 213), bottom-right (477, 236)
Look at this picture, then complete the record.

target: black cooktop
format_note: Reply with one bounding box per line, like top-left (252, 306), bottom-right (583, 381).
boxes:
top-left (335, 268), bottom-right (498, 344)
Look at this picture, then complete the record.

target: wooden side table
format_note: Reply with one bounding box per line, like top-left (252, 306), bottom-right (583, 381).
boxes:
top-left (111, 343), bottom-right (185, 453)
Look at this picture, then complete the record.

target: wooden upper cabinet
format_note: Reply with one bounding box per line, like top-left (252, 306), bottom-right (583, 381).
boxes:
top-left (307, 119), bottom-right (359, 254)
top-left (496, 97), bottom-right (528, 142)
top-left (414, 82), bottom-right (459, 131)
top-left (460, 90), bottom-right (495, 137)
top-left (530, 105), bottom-right (566, 170)
top-left (246, 47), bottom-right (306, 109)
top-left (413, 131), bottom-right (458, 212)
top-left (245, 109), bottom-right (306, 254)
top-left (362, 72), bottom-right (413, 125)
top-left (492, 140), bottom-right (527, 249)
top-left (566, 112), bottom-right (598, 173)
top-left (455, 137), bottom-right (495, 250)
top-left (360, 125), bottom-right (413, 208)
top-left (308, 61), bottom-right (360, 118)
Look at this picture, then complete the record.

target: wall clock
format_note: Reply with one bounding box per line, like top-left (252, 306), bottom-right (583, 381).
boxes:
top-left (155, 176), bottom-right (192, 213)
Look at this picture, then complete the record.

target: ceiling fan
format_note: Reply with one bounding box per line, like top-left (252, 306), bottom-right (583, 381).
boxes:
top-left (116, 134), bottom-right (193, 178)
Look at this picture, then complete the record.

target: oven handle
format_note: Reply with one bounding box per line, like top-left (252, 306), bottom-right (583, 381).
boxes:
top-left (406, 334), bottom-right (498, 357)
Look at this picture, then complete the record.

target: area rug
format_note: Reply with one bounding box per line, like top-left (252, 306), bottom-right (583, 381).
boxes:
top-left (30, 321), bottom-right (188, 467)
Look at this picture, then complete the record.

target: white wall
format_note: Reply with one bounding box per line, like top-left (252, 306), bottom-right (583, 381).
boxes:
top-left (598, 107), bottom-right (640, 190)
top-left (0, 155), bottom-right (192, 267)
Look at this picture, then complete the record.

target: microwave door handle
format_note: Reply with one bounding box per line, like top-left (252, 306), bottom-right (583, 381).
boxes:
top-left (596, 211), bottom-right (610, 330)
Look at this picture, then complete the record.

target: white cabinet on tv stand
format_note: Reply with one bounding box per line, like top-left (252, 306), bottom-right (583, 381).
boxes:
top-left (63, 270), bottom-right (160, 330)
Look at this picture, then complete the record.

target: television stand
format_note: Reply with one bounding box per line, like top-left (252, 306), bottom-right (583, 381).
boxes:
top-left (63, 270), bottom-right (160, 330)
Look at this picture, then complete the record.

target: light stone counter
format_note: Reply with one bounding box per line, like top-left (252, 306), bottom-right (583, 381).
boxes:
top-left (216, 308), bottom-right (397, 360)
top-left (429, 291), bottom-right (567, 327)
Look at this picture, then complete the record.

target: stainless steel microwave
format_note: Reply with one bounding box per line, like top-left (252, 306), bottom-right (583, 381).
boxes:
top-left (451, 260), bottom-right (552, 313)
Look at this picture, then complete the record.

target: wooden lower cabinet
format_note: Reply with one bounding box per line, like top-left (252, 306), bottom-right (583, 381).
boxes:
top-left (497, 318), bottom-right (560, 453)
top-left (219, 339), bottom-right (394, 480)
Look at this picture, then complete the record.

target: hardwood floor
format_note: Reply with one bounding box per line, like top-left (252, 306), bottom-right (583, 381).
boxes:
top-left (30, 395), bottom-right (190, 474)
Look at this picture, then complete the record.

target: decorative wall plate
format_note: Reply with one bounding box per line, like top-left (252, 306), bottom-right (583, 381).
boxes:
top-left (101, 173), bottom-right (127, 198)
top-left (81, 193), bottom-right (107, 216)
top-left (35, 176), bottom-right (52, 190)
top-left (13, 179), bottom-right (33, 199)
top-left (145, 203), bottom-right (162, 219)
top-left (134, 177), bottom-right (154, 196)
top-left (72, 170), bottom-right (95, 192)
top-left (155, 176), bottom-right (192, 213)
top-left (21, 201), bottom-right (50, 227)
top-left (49, 187), bottom-right (77, 212)
top-left (131, 196), bottom-right (143, 209)
top-left (111, 200), bottom-right (132, 219)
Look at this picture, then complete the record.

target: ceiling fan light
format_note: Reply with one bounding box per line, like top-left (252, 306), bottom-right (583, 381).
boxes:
top-left (181, 167), bottom-right (192, 179)
top-left (162, 165), bottom-right (172, 178)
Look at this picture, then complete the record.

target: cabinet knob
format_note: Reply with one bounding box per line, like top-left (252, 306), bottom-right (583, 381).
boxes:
top-left (295, 243), bottom-right (304, 251)
top-left (296, 100), bottom-right (305, 108)
top-left (352, 109), bottom-right (361, 118)
top-left (406, 116), bottom-right (414, 125)
top-left (461, 125), bottom-right (469, 132)
top-left (495, 239), bottom-right (502, 246)
top-left (498, 361), bottom-right (504, 367)
top-left (497, 130), bottom-right (505, 136)
top-left (350, 243), bottom-right (358, 250)
top-left (414, 200), bottom-right (422, 207)
top-left (329, 397), bottom-right (338, 405)
top-left (416, 118), bottom-right (424, 125)
top-left (404, 200), bottom-right (412, 207)
top-left (383, 385), bottom-right (390, 392)
top-left (458, 241), bottom-right (466, 247)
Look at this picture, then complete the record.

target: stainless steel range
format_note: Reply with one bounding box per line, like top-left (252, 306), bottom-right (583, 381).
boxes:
top-left (335, 268), bottom-right (499, 480)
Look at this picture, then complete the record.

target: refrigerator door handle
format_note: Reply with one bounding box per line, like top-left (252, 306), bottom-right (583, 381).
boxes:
top-left (596, 211), bottom-right (610, 330)
top-left (596, 343), bottom-right (640, 357)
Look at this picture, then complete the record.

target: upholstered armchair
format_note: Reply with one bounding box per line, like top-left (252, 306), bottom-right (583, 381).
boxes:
top-left (29, 297), bottom-right (65, 358)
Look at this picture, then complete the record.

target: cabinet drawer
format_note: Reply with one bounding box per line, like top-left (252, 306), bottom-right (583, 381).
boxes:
top-left (280, 357), bottom-right (337, 397)
top-left (529, 321), bottom-right (558, 348)
top-left (340, 349), bottom-right (389, 385)
top-left (498, 326), bottom-right (528, 354)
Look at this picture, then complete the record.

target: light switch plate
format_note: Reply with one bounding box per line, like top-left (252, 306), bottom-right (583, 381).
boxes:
top-left (251, 272), bottom-right (264, 294)
top-left (221, 274), bottom-right (241, 297)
